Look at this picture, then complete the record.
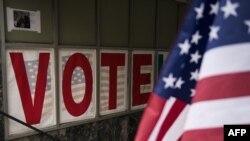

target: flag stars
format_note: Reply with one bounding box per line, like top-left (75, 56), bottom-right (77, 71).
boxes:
top-left (221, 0), bottom-right (239, 19)
top-left (244, 20), bottom-right (250, 34)
top-left (209, 26), bottom-right (220, 41)
top-left (190, 51), bottom-right (201, 64)
top-left (210, 2), bottom-right (219, 15)
top-left (194, 3), bottom-right (204, 20)
top-left (175, 77), bottom-right (185, 89)
top-left (163, 73), bottom-right (176, 89)
top-left (191, 31), bottom-right (202, 45)
top-left (190, 69), bottom-right (199, 81)
top-left (31, 82), bottom-right (35, 86)
top-left (181, 63), bottom-right (185, 69)
top-left (190, 89), bottom-right (196, 97)
top-left (178, 39), bottom-right (191, 55)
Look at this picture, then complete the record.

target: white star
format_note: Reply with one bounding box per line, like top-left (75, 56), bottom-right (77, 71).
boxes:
top-left (190, 51), bottom-right (202, 64)
top-left (190, 69), bottom-right (199, 81)
top-left (221, 0), bottom-right (239, 19)
top-left (210, 2), bottom-right (219, 15)
top-left (181, 63), bottom-right (185, 69)
top-left (29, 69), bottom-right (34, 72)
top-left (191, 31), bottom-right (202, 45)
top-left (190, 89), bottom-right (196, 96)
top-left (178, 39), bottom-right (191, 55)
top-left (194, 3), bottom-right (204, 20)
top-left (175, 77), bottom-right (185, 89)
top-left (209, 25), bottom-right (220, 41)
top-left (244, 20), bottom-right (250, 34)
top-left (163, 73), bottom-right (177, 89)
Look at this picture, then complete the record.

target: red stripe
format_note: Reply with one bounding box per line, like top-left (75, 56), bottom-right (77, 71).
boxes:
top-left (177, 135), bottom-right (183, 141)
top-left (135, 93), bottom-right (166, 141)
top-left (194, 72), bottom-right (250, 103)
top-left (156, 99), bottom-right (186, 141)
top-left (181, 127), bottom-right (223, 141)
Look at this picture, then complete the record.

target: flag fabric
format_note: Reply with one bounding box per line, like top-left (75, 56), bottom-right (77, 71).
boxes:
top-left (135, 0), bottom-right (250, 141)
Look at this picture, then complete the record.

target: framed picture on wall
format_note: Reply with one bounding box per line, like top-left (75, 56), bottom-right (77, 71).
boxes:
top-left (6, 7), bottom-right (41, 33)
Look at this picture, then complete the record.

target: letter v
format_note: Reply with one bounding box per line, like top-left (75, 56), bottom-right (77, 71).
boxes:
top-left (10, 53), bottom-right (50, 124)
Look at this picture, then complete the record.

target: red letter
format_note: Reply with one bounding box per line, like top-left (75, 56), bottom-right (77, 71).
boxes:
top-left (101, 53), bottom-right (125, 110)
top-left (63, 53), bottom-right (93, 116)
top-left (132, 54), bottom-right (152, 106)
top-left (10, 53), bottom-right (50, 124)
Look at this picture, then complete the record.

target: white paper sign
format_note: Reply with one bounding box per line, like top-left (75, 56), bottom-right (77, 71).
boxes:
top-left (6, 49), bottom-right (56, 135)
top-left (6, 7), bottom-right (41, 33)
top-left (99, 50), bottom-right (128, 115)
top-left (59, 49), bottom-right (96, 123)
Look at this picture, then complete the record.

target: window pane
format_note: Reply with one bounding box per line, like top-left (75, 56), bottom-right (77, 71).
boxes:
top-left (100, 0), bottom-right (129, 47)
top-left (158, 0), bottom-right (178, 50)
top-left (133, 0), bottom-right (156, 48)
top-left (59, 0), bottom-right (96, 45)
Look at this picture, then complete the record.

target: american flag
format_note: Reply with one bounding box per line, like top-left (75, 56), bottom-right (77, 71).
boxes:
top-left (135, 0), bottom-right (250, 141)
top-left (25, 60), bottom-right (54, 123)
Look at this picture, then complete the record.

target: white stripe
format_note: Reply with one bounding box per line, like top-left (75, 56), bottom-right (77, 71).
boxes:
top-left (100, 79), bottom-right (125, 84)
top-left (162, 106), bottom-right (189, 141)
top-left (100, 91), bottom-right (125, 96)
top-left (100, 98), bottom-right (124, 104)
top-left (100, 85), bottom-right (125, 91)
top-left (101, 70), bottom-right (126, 75)
top-left (140, 84), bottom-right (153, 94)
top-left (148, 97), bottom-right (175, 141)
top-left (141, 66), bottom-right (153, 74)
top-left (100, 100), bottom-right (125, 107)
top-left (199, 43), bottom-right (250, 79)
top-left (71, 84), bottom-right (85, 89)
top-left (100, 88), bottom-right (125, 93)
top-left (100, 73), bottom-right (126, 78)
top-left (101, 67), bottom-right (125, 72)
top-left (184, 96), bottom-right (250, 131)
